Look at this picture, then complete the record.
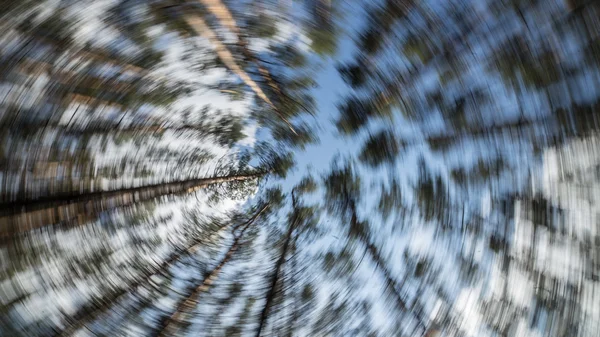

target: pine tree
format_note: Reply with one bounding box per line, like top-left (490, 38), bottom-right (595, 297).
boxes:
top-left (323, 161), bottom-right (429, 333)
top-left (0, 168), bottom-right (265, 237)
top-left (156, 203), bottom-right (269, 336)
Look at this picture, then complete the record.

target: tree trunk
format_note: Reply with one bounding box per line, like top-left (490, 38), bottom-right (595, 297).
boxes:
top-left (255, 193), bottom-right (297, 337)
top-left (198, 0), bottom-right (240, 36)
top-left (183, 15), bottom-right (274, 110)
top-left (156, 204), bottom-right (269, 336)
top-left (285, 234), bottom-right (300, 337)
top-left (0, 172), bottom-right (264, 237)
top-left (194, 0), bottom-right (298, 135)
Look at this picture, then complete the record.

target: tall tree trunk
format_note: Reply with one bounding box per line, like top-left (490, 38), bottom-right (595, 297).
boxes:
top-left (193, 1), bottom-right (298, 135)
top-left (255, 192), bottom-right (298, 337)
top-left (285, 234), bottom-right (300, 337)
top-left (0, 172), bottom-right (264, 237)
top-left (197, 0), bottom-right (272, 81)
top-left (182, 15), bottom-right (263, 101)
top-left (182, 14), bottom-right (295, 135)
top-left (156, 204), bottom-right (269, 336)
top-left (198, 0), bottom-right (240, 36)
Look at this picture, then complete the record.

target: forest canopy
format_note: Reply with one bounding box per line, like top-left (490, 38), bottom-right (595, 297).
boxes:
top-left (1, 0), bottom-right (600, 336)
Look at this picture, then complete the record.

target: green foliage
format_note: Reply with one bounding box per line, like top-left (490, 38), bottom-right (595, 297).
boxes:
top-left (402, 35), bottom-right (434, 64)
top-left (279, 91), bottom-right (316, 119)
top-left (272, 44), bottom-right (307, 68)
top-left (228, 281), bottom-right (244, 298)
top-left (291, 178), bottom-right (321, 238)
top-left (255, 142), bottom-right (296, 179)
top-left (308, 27), bottom-right (338, 56)
top-left (0, 0), bottom-right (34, 18)
top-left (336, 96), bottom-right (373, 135)
top-left (323, 251), bottom-right (335, 272)
top-left (357, 0), bottom-right (413, 56)
top-left (377, 179), bottom-right (403, 221)
top-left (210, 114), bottom-right (246, 148)
top-left (271, 122), bottom-right (319, 150)
top-left (322, 248), bottom-right (355, 277)
top-left (303, 0), bottom-right (340, 57)
top-left (436, 89), bottom-right (489, 130)
top-left (6, 2), bottom-right (600, 336)
top-left (105, 1), bottom-right (153, 47)
top-left (262, 186), bottom-right (286, 211)
top-left (301, 283), bottom-right (314, 302)
top-left (492, 38), bottom-right (562, 91)
top-left (323, 161), bottom-right (361, 222)
top-left (336, 91), bottom-right (396, 135)
top-left (450, 158), bottom-right (506, 187)
top-left (416, 159), bottom-right (447, 221)
top-left (33, 11), bottom-right (75, 47)
top-left (323, 163), bottom-right (360, 203)
top-left (358, 130), bottom-right (399, 167)
top-left (272, 152), bottom-right (295, 179)
top-left (246, 13), bottom-right (278, 38)
top-left (63, 76), bottom-right (186, 109)
top-left (148, 1), bottom-right (203, 37)
top-left (459, 256), bottom-right (479, 283)
top-left (207, 175), bottom-right (259, 205)
top-left (311, 293), bottom-right (350, 335)
top-left (359, 27), bottom-right (385, 56)
top-left (132, 48), bottom-right (165, 69)
top-left (294, 175), bottom-right (318, 195)
top-left (338, 61), bottom-right (369, 88)
top-left (284, 76), bottom-right (317, 92)
top-left (488, 234), bottom-right (504, 253)
top-left (414, 259), bottom-right (428, 278)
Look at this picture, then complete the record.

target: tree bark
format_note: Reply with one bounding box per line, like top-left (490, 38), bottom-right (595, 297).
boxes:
top-left (0, 172), bottom-right (264, 237)
top-left (255, 192), bottom-right (297, 337)
top-left (285, 235), bottom-right (300, 337)
top-left (194, 0), bottom-right (298, 135)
